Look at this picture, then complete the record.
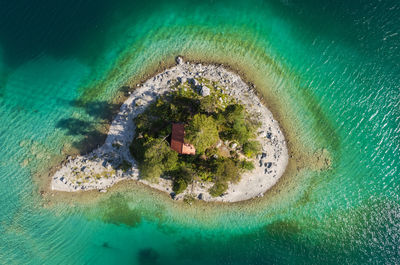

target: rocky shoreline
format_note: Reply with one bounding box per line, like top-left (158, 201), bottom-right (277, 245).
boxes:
top-left (51, 57), bottom-right (288, 202)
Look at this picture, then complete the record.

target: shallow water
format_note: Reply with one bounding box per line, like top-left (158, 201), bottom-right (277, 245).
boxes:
top-left (0, 0), bottom-right (399, 264)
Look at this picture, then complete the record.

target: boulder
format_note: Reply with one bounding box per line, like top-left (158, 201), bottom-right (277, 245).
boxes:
top-left (176, 56), bottom-right (184, 65)
top-left (177, 76), bottom-right (187, 84)
top-left (200, 86), bottom-right (211, 97)
top-left (188, 78), bottom-right (196, 85)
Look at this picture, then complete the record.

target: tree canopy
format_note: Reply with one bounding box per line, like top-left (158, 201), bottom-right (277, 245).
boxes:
top-left (139, 138), bottom-right (178, 180)
top-left (185, 114), bottom-right (219, 154)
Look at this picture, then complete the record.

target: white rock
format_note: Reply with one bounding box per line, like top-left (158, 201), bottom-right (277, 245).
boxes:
top-left (200, 86), bottom-right (210, 97)
top-left (176, 56), bottom-right (184, 65)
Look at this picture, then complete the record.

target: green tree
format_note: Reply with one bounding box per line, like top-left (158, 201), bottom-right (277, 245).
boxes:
top-left (215, 159), bottom-right (240, 183)
top-left (242, 140), bottom-right (261, 158)
top-left (172, 166), bottom-right (195, 194)
top-left (172, 178), bottom-right (188, 194)
top-left (232, 121), bottom-right (251, 144)
top-left (209, 181), bottom-right (228, 197)
top-left (135, 113), bottom-right (152, 133)
top-left (185, 114), bottom-right (219, 154)
top-left (239, 160), bottom-right (255, 170)
top-left (200, 96), bottom-right (217, 114)
top-left (224, 104), bottom-right (245, 124)
top-left (140, 138), bottom-right (178, 179)
top-left (222, 104), bottom-right (254, 144)
top-left (140, 163), bottom-right (164, 181)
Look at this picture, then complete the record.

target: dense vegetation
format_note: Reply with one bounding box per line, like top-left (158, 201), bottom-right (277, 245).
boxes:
top-left (130, 78), bottom-right (261, 197)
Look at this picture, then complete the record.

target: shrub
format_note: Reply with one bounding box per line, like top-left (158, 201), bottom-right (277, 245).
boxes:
top-left (129, 136), bottom-right (148, 162)
top-left (239, 160), bottom-right (255, 171)
top-left (118, 160), bottom-right (132, 172)
top-left (140, 163), bottom-right (164, 180)
top-left (242, 140), bottom-right (261, 158)
top-left (224, 104), bottom-right (245, 124)
top-left (200, 96), bottom-right (217, 113)
top-left (232, 121), bottom-right (252, 144)
top-left (135, 113), bottom-right (152, 132)
top-left (172, 178), bottom-right (188, 194)
top-left (178, 166), bottom-right (196, 183)
top-left (219, 159), bottom-right (240, 183)
top-left (183, 194), bottom-right (195, 204)
top-left (204, 147), bottom-right (218, 158)
top-left (209, 182), bottom-right (228, 197)
top-left (170, 165), bottom-right (195, 194)
top-left (222, 104), bottom-right (257, 144)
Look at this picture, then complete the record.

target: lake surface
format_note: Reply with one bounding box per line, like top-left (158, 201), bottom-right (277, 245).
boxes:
top-left (0, 0), bottom-right (399, 264)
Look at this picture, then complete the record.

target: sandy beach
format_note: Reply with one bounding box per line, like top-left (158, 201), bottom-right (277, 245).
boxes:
top-left (51, 57), bottom-right (288, 202)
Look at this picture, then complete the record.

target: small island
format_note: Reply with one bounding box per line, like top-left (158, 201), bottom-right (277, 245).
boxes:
top-left (52, 57), bottom-right (288, 202)
top-left (131, 77), bottom-right (262, 197)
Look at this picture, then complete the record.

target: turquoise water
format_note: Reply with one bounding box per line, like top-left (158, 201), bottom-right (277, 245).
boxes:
top-left (0, 0), bottom-right (399, 264)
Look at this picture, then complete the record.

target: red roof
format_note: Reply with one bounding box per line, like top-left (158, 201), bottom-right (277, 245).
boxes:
top-left (171, 123), bottom-right (195, 155)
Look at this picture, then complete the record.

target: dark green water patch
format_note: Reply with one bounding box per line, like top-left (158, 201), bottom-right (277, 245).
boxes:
top-left (0, 71), bottom-right (6, 98)
top-left (102, 242), bottom-right (112, 249)
top-left (137, 247), bottom-right (160, 265)
top-left (296, 182), bottom-right (313, 207)
top-left (298, 85), bottom-right (340, 155)
top-left (264, 219), bottom-right (301, 238)
top-left (99, 193), bottom-right (142, 227)
top-left (171, 221), bottom-right (349, 265)
top-left (295, 170), bottom-right (336, 208)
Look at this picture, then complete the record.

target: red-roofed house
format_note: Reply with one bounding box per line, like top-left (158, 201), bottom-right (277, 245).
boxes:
top-left (171, 123), bottom-right (196, 155)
